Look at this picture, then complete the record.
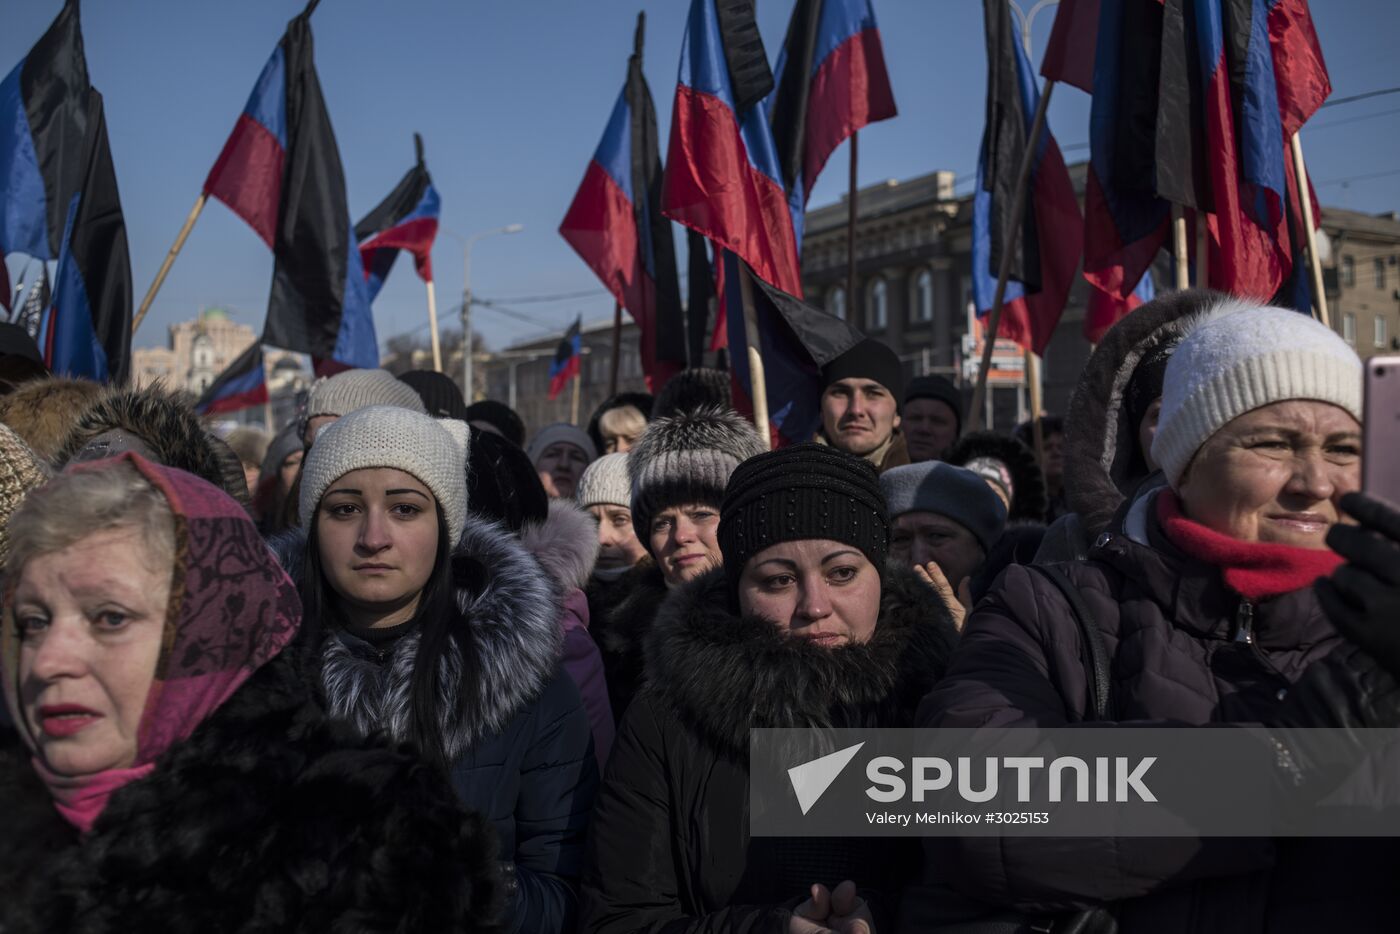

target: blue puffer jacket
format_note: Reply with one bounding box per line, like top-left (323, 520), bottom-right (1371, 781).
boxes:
top-left (274, 519), bottom-right (599, 934)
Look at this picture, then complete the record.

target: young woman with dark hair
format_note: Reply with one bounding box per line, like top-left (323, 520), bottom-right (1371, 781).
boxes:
top-left (280, 405), bottom-right (599, 934)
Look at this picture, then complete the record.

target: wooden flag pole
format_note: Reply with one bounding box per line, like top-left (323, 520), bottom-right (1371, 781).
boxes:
top-left (737, 267), bottom-right (771, 451)
top-left (1171, 204), bottom-right (1190, 290)
top-left (1290, 132), bottom-right (1331, 329)
top-left (847, 131), bottom-right (859, 307)
top-left (967, 80), bottom-right (1056, 434)
top-left (1027, 349), bottom-right (1045, 469)
top-left (425, 280), bottom-right (443, 372)
top-left (133, 192), bottom-right (208, 334)
top-left (1195, 213), bottom-right (1208, 289)
top-left (609, 300), bottom-right (622, 396)
top-left (571, 366), bottom-right (582, 426)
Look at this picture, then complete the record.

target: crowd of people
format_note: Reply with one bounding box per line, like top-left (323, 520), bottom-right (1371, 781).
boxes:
top-left (1, 289), bottom-right (1399, 932)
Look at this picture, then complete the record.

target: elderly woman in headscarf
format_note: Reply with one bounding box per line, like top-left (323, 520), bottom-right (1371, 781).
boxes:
top-left (580, 444), bottom-right (958, 933)
top-left (911, 298), bottom-right (1400, 932)
top-left (0, 455), bottom-right (499, 932)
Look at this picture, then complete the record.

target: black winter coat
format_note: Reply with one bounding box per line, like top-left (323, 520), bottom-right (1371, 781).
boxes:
top-left (276, 518), bottom-right (599, 934)
top-left (910, 487), bottom-right (1400, 932)
top-left (589, 559), bottom-right (669, 722)
top-left (581, 566), bottom-right (959, 933)
top-left (0, 653), bottom-right (500, 933)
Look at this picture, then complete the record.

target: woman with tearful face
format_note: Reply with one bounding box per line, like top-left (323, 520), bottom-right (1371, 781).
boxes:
top-left (284, 406), bottom-right (598, 934)
top-left (913, 299), bottom-right (1400, 932)
top-left (580, 444), bottom-right (959, 934)
top-left (0, 456), bottom-right (498, 932)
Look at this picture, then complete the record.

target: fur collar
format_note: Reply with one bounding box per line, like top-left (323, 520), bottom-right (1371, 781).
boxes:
top-left (0, 653), bottom-right (499, 932)
top-left (644, 565), bottom-right (959, 759)
top-left (595, 559), bottom-right (669, 657)
top-left (313, 517), bottom-right (562, 759)
top-left (519, 498), bottom-right (599, 592)
top-left (1064, 290), bottom-right (1207, 538)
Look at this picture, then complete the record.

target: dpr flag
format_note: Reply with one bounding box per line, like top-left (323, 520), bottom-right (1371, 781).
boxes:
top-left (548, 316), bottom-right (583, 401)
top-left (355, 133), bottom-right (440, 302)
top-left (203, 1), bottom-right (377, 371)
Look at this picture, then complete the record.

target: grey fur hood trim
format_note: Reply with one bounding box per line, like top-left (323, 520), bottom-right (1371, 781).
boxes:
top-left (275, 517), bottom-right (562, 758)
top-left (519, 498), bottom-right (599, 592)
top-left (644, 565), bottom-right (959, 759)
top-left (1064, 289), bottom-right (1214, 538)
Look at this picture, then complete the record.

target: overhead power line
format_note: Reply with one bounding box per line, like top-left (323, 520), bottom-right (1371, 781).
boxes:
top-left (1320, 87), bottom-right (1400, 108)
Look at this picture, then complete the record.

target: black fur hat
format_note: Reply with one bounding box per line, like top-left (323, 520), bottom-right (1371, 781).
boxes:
top-left (650, 368), bottom-right (732, 420)
top-left (54, 384), bottom-right (248, 507)
top-left (946, 431), bottom-right (1047, 524)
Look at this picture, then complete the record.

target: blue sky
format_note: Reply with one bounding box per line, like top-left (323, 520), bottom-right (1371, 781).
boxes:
top-left (3, 0), bottom-right (1397, 354)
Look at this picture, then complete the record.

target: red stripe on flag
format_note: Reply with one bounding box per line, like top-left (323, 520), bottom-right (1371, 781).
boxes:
top-left (201, 383), bottom-right (269, 415)
top-left (203, 113), bottom-right (285, 249)
top-left (360, 216), bottom-right (439, 281)
top-left (1040, 0), bottom-right (1100, 93)
top-left (548, 354), bottom-right (580, 400)
top-left (1083, 284), bottom-right (1145, 345)
top-left (1001, 139), bottom-right (1082, 355)
top-left (801, 28), bottom-right (897, 200)
top-left (662, 86), bottom-right (803, 296)
top-left (559, 160), bottom-right (639, 310)
top-left (1083, 168), bottom-right (1169, 300)
top-left (1268, 0), bottom-right (1331, 137)
top-left (1202, 51), bottom-right (1290, 300)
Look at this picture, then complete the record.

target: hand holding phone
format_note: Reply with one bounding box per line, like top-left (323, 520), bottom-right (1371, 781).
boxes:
top-left (1363, 355), bottom-right (1400, 508)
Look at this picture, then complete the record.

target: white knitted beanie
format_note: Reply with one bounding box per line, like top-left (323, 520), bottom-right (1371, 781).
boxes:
top-left (300, 406), bottom-right (470, 542)
top-left (1152, 299), bottom-right (1362, 489)
top-left (305, 369), bottom-right (427, 423)
top-left (576, 452), bottom-right (632, 510)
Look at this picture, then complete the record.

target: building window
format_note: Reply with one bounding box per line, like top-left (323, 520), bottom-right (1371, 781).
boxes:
top-left (1342, 255), bottom-right (1355, 288)
top-left (827, 287), bottom-right (847, 321)
top-left (1377, 258), bottom-right (1387, 291)
top-left (1376, 315), bottom-right (1389, 348)
top-left (868, 277), bottom-right (888, 331)
top-left (1343, 312), bottom-right (1356, 345)
top-left (912, 269), bottom-right (934, 323)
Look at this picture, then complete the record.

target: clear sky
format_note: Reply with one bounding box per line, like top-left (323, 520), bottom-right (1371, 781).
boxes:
top-left (3, 0), bottom-right (1397, 354)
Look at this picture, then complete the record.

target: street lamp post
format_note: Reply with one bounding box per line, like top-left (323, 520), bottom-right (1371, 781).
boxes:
top-left (444, 223), bottom-right (524, 401)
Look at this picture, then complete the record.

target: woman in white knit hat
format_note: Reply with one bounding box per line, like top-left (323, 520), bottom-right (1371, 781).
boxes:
top-left (911, 296), bottom-right (1400, 931)
top-left (280, 406), bottom-right (598, 934)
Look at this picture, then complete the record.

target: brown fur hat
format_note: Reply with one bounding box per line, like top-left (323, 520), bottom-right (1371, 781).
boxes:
top-left (0, 377), bottom-right (109, 465)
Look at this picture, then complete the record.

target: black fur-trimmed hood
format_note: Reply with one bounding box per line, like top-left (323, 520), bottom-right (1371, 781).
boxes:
top-left (0, 653), bottom-right (500, 933)
top-left (53, 383), bottom-right (248, 507)
top-left (1064, 289), bottom-right (1211, 538)
top-left (273, 516), bottom-right (563, 759)
top-left (644, 565), bottom-right (959, 759)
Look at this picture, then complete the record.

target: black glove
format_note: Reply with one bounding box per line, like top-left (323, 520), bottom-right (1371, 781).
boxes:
top-left (1316, 492), bottom-right (1400, 677)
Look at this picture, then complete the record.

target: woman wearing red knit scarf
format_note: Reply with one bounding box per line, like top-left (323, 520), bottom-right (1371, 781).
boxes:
top-left (911, 294), bottom-right (1400, 933)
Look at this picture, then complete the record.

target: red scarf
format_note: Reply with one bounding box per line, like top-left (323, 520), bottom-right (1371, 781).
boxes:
top-left (1156, 491), bottom-right (1342, 601)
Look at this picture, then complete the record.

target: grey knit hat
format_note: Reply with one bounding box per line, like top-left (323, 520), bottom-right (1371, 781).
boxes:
top-left (628, 406), bottom-right (766, 544)
top-left (303, 369), bottom-right (427, 439)
top-left (879, 461), bottom-right (1008, 552)
top-left (526, 423), bottom-right (598, 465)
top-left (300, 406), bottom-right (470, 542)
top-left (1152, 298), bottom-right (1362, 489)
top-left (576, 452), bottom-right (632, 510)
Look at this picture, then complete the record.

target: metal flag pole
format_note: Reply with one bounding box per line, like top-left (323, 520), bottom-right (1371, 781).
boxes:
top-left (609, 300), bottom-right (622, 396)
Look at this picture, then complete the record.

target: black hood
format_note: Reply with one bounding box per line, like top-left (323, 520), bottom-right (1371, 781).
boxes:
top-left (644, 565), bottom-right (959, 759)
